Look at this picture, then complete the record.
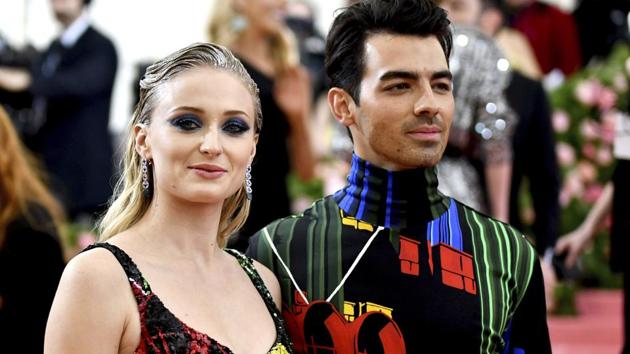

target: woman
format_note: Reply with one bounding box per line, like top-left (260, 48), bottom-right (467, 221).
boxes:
top-left (0, 105), bottom-right (66, 352)
top-left (208, 0), bottom-right (315, 249)
top-left (45, 43), bottom-right (293, 353)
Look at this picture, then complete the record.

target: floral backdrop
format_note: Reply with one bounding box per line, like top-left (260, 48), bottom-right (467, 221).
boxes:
top-left (547, 43), bottom-right (630, 289)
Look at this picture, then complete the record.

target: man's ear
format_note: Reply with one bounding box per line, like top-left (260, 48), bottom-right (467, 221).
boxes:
top-left (134, 124), bottom-right (151, 160)
top-left (327, 87), bottom-right (357, 127)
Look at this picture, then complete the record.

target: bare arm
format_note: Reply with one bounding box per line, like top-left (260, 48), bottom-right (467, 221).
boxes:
top-left (252, 260), bottom-right (282, 310)
top-left (485, 161), bottom-right (512, 222)
top-left (555, 182), bottom-right (614, 267)
top-left (44, 249), bottom-right (132, 353)
top-left (274, 66), bottom-right (315, 181)
top-left (0, 66), bottom-right (31, 92)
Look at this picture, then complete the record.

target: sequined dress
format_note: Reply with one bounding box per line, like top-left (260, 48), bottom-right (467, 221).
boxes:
top-left (438, 25), bottom-right (517, 212)
top-left (84, 243), bottom-right (293, 354)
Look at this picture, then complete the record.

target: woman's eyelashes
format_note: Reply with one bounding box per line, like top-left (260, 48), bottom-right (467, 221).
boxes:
top-left (169, 115), bottom-right (202, 131)
top-left (168, 114), bottom-right (250, 135)
top-left (222, 118), bottom-right (250, 135)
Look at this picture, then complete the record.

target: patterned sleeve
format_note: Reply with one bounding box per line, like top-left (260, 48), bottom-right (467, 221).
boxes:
top-left (503, 258), bottom-right (552, 353)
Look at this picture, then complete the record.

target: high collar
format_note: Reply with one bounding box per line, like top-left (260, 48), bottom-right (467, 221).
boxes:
top-left (333, 153), bottom-right (450, 231)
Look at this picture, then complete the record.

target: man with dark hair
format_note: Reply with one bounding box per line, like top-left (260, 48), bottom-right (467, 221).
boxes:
top-left (247, 0), bottom-right (551, 352)
top-left (0, 0), bottom-right (117, 222)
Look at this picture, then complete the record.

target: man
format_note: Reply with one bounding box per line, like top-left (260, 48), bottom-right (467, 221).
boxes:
top-left (0, 0), bottom-right (117, 220)
top-left (247, 0), bottom-right (551, 353)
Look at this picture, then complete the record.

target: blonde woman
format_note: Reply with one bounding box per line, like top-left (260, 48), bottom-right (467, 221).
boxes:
top-left (44, 43), bottom-right (293, 354)
top-left (208, 0), bottom-right (315, 248)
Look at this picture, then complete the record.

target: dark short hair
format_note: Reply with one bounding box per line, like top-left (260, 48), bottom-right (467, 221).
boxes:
top-left (325, 0), bottom-right (452, 103)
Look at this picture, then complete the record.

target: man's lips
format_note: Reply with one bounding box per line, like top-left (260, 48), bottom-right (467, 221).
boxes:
top-left (407, 126), bottom-right (443, 141)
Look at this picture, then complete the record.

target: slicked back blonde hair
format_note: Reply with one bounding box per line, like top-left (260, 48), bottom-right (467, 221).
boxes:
top-left (98, 42), bottom-right (262, 247)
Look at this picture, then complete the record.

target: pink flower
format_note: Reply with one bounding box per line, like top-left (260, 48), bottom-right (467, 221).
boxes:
top-left (580, 120), bottom-right (600, 141)
top-left (556, 142), bottom-right (576, 167)
top-left (577, 161), bottom-right (598, 183)
top-left (596, 147), bottom-right (613, 166)
top-left (565, 171), bottom-right (584, 198)
top-left (584, 184), bottom-right (604, 204)
top-left (597, 87), bottom-right (618, 111)
top-left (552, 110), bottom-right (570, 133)
top-left (575, 80), bottom-right (602, 107)
top-left (582, 143), bottom-right (597, 160)
top-left (600, 111), bottom-right (617, 144)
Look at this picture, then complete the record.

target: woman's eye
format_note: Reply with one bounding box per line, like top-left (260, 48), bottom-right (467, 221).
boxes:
top-left (223, 119), bottom-right (251, 135)
top-left (170, 116), bottom-right (201, 131)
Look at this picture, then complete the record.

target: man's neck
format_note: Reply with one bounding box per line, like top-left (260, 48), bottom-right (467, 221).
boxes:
top-left (333, 153), bottom-right (449, 232)
top-left (60, 10), bottom-right (90, 48)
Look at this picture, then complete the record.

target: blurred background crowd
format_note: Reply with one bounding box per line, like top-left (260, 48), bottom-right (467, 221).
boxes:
top-left (1, 0), bottom-right (630, 352)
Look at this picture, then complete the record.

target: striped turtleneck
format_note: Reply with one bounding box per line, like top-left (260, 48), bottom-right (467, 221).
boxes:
top-left (333, 153), bottom-right (450, 231)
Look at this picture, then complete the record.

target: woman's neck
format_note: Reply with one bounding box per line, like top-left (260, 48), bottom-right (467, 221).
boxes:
top-left (130, 192), bottom-right (224, 262)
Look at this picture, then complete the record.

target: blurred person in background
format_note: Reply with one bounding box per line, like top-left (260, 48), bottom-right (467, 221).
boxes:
top-left (437, 0), bottom-right (517, 222)
top-left (478, 0), bottom-right (561, 310)
top-left (0, 105), bottom-right (66, 353)
top-left (504, 0), bottom-right (582, 82)
top-left (0, 0), bottom-right (118, 226)
top-left (208, 0), bottom-right (315, 251)
top-left (44, 43), bottom-right (293, 353)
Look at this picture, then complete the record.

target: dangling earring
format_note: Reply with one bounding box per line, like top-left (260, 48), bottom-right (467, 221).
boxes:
top-left (245, 165), bottom-right (253, 200)
top-left (142, 158), bottom-right (152, 198)
top-left (230, 14), bottom-right (248, 33)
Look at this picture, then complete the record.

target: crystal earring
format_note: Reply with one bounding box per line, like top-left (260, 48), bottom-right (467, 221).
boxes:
top-left (142, 158), bottom-right (151, 197)
top-left (245, 165), bottom-right (252, 200)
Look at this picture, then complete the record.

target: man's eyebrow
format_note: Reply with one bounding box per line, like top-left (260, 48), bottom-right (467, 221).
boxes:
top-left (379, 70), bottom-right (419, 81)
top-left (379, 70), bottom-right (453, 82)
top-left (432, 70), bottom-right (453, 81)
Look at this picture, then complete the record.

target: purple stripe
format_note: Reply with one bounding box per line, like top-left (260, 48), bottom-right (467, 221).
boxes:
top-left (448, 199), bottom-right (463, 250)
top-left (357, 165), bottom-right (370, 219)
top-left (385, 171), bottom-right (393, 227)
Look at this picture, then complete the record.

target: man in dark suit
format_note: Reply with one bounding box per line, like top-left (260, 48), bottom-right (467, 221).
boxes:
top-left (0, 0), bottom-right (118, 220)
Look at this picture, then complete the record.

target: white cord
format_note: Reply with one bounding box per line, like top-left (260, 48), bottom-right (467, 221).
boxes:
top-left (326, 226), bottom-right (384, 302)
top-left (263, 225), bottom-right (384, 305)
top-left (263, 228), bottom-right (310, 305)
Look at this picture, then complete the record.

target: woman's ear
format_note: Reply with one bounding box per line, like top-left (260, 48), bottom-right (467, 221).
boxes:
top-left (249, 139), bottom-right (257, 165)
top-left (134, 124), bottom-right (151, 160)
top-left (327, 87), bottom-right (357, 127)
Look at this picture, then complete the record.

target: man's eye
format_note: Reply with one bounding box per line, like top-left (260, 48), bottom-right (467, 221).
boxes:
top-left (434, 82), bottom-right (452, 92)
top-left (387, 83), bottom-right (410, 91)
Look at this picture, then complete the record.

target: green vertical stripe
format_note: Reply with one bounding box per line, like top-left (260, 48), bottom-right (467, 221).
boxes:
top-left (463, 207), bottom-right (486, 354)
top-left (325, 198), bottom-right (344, 309)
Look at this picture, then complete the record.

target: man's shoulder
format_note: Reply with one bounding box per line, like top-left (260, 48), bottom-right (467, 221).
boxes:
top-left (81, 26), bottom-right (117, 53)
top-left (255, 195), bottom-right (339, 239)
top-left (452, 199), bottom-right (536, 252)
